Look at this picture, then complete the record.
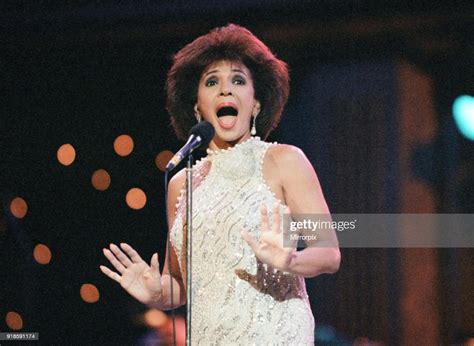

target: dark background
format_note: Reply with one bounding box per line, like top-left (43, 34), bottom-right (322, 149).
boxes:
top-left (2, 1), bottom-right (473, 344)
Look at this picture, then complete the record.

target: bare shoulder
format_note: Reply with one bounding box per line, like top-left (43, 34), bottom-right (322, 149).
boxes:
top-left (166, 168), bottom-right (186, 216)
top-left (168, 168), bottom-right (186, 194)
top-left (266, 143), bottom-right (313, 172)
top-left (267, 143), bottom-right (328, 214)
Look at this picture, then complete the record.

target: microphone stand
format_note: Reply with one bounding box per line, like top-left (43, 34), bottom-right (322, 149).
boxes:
top-left (185, 154), bottom-right (193, 346)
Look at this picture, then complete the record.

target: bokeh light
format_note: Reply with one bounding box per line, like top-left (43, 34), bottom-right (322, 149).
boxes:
top-left (126, 188), bottom-right (147, 210)
top-left (80, 283), bottom-right (100, 303)
top-left (114, 134), bottom-right (134, 157)
top-left (57, 143), bottom-right (76, 166)
top-left (91, 169), bottom-right (111, 191)
top-left (33, 244), bottom-right (52, 265)
top-left (155, 150), bottom-right (174, 172)
top-left (453, 94), bottom-right (474, 141)
top-left (10, 197), bottom-right (28, 219)
top-left (6, 311), bottom-right (23, 330)
top-left (144, 309), bottom-right (167, 328)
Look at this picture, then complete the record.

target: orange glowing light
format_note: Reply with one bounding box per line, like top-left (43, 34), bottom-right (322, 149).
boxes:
top-left (126, 188), bottom-right (147, 210)
top-left (155, 150), bottom-right (174, 172)
top-left (10, 197), bottom-right (28, 219)
top-left (6, 311), bottom-right (23, 330)
top-left (57, 143), bottom-right (76, 166)
top-left (114, 134), bottom-right (134, 157)
top-left (144, 309), bottom-right (167, 328)
top-left (91, 169), bottom-right (111, 191)
top-left (33, 244), bottom-right (52, 265)
top-left (80, 283), bottom-right (100, 303)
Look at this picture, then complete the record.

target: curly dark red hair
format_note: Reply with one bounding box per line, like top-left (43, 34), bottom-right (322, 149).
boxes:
top-left (166, 24), bottom-right (289, 140)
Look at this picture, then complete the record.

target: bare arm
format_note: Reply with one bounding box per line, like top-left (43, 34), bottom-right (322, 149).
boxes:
top-left (276, 145), bottom-right (340, 277)
top-left (100, 168), bottom-right (187, 309)
top-left (157, 168), bottom-right (187, 309)
top-left (241, 145), bottom-right (340, 278)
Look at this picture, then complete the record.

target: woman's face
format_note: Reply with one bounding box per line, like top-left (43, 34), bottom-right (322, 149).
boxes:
top-left (196, 60), bottom-right (260, 149)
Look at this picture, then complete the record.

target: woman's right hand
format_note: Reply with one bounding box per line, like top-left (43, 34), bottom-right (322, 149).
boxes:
top-left (100, 243), bottom-right (163, 305)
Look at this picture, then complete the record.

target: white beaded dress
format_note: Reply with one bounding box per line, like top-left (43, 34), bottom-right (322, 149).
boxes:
top-left (170, 137), bottom-right (315, 345)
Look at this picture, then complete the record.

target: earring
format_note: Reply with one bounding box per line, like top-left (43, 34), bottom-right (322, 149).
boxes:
top-left (194, 105), bottom-right (201, 123)
top-left (251, 115), bottom-right (257, 136)
top-left (251, 102), bottom-right (260, 136)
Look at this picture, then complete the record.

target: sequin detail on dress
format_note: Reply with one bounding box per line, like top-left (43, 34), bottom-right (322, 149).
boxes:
top-left (170, 137), bottom-right (315, 344)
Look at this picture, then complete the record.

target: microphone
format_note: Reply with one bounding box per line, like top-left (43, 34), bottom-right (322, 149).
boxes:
top-left (165, 121), bottom-right (215, 172)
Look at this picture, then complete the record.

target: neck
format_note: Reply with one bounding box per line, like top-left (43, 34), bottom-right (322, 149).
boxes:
top-left (208, 133), bottom-right (252, 151)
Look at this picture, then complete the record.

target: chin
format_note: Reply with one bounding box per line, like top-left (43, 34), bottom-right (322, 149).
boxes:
top-left (215, 127), bottom-right (239, 137)
top-left (214, 131), bottom-right (248, 145)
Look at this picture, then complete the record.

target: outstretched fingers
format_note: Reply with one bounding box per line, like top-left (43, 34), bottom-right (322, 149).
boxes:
top-left (109, 243), bottom-right (133, 267)
top-left (150, 252), bottom-right (160, 272)
top-left (241, 230), bottom-right (259, 253)
top-left (243, 203), bottom-right (286, 255)
top-left (271, 202), bottom-right (281, 233)
top-left (103, 247), bottom-right (126, 273)
top-left (120, 243), bottom-right (144, 264)
top-left (260, 205), bottom-right (270, 232)
top-left (99, 265), bottom-right (121, 283)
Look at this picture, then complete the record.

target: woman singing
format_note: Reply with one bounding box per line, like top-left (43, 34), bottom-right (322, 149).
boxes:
top-left (100, 24), bottom-right (340, 344)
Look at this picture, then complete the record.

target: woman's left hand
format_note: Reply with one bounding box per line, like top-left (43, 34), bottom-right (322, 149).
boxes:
top-left (241, 202), bottom-right (295, 272)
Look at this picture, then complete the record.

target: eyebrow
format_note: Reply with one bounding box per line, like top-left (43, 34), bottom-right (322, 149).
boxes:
top-left (203, 68), bottom-right (248, 77)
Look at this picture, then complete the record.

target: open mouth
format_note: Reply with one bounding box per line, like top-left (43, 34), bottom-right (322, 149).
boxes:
top-left (217, 106), bottom-right (238, 117)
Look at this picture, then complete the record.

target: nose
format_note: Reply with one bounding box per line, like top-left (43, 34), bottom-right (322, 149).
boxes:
top-left (219, 80), bottom-right (232, 96)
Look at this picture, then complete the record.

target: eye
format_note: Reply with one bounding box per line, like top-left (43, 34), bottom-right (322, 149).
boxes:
top-left (205, 78), bottom-right (218, 87)
top-left (233, 76), bottom-right (246, 85)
